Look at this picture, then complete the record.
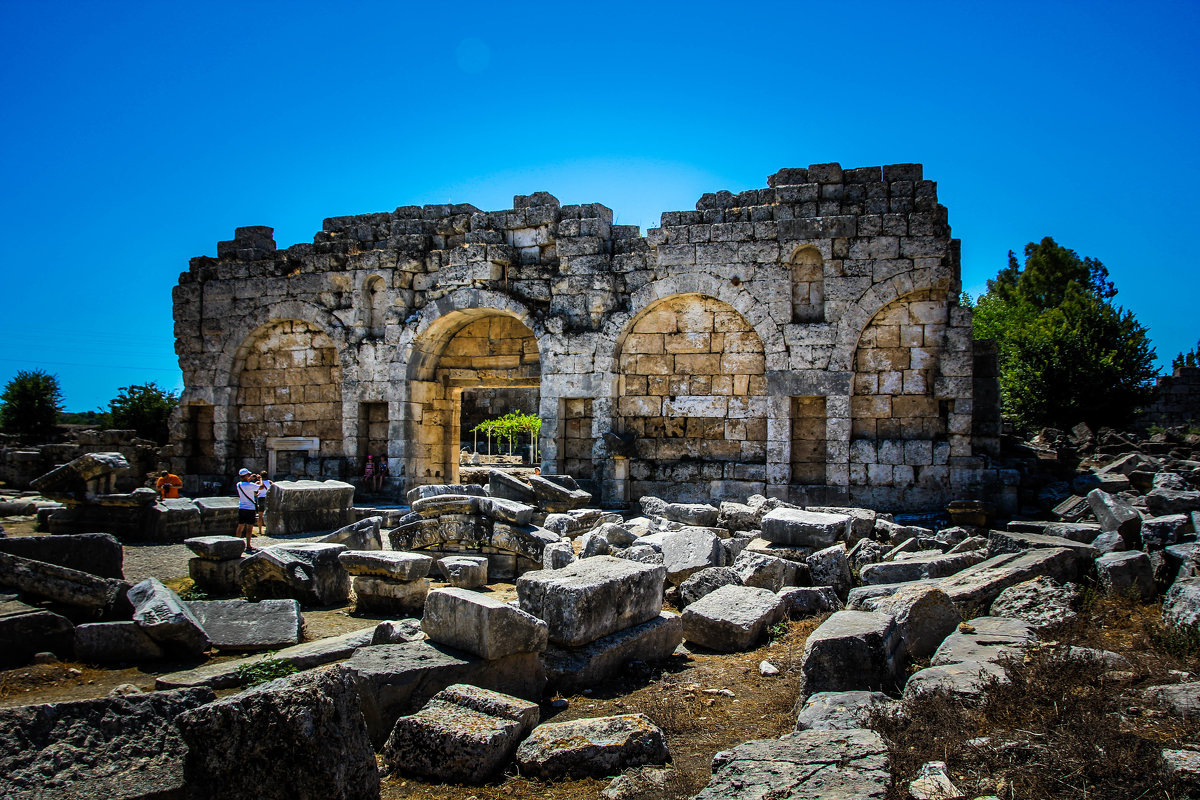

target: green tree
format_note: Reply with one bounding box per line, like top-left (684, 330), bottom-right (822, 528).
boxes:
top-left (0, 369), bottom-right (63, 438)
top-left (971, 237), bottom-right (1157, 429)
top-left (1173, 340), bottom-right (1200, 370)
top-left (108, 382), bottom-right (179, 443)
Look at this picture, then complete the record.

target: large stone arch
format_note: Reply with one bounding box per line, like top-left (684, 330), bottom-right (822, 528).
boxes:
top-left (612, 293), bottom-right (768, 503)
top-left (399, 291), bottom-right (543, 487)
top-left (829, 268), bottom-right (953, 371)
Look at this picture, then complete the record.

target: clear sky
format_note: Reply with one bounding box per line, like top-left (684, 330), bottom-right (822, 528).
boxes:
top-left (2, 1), bottom-right (1198, 411)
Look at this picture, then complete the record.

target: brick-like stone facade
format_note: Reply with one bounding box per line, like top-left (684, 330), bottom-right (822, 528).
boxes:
top-left (171, 163), bottom-right (1006, 510)
top-left (1142, 366), bottom-right (1200, 429)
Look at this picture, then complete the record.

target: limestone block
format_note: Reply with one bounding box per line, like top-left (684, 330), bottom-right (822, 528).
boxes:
top-left (0, 532), bottom-right (124, 579)
top-left (488, 471), bottom-right (537, 503)
top-left (859, 550), bottom-right (984, 585)
top-left (0, 600), bottom-right (75, 666)
top-left (381, 684), bottom-right (540, 783)
top-left (988, 576), bottom-right (1079, 630)
top-left (406, 483), bottom-right (488, 504)
top-left (760, 508), bottom-right (851, 547)
top-left (542, 540), bottom-right (577, 570)
top-left (1163, 578), bottom-right (1200, 629)
top-left (411, 495), bottom-right (480, 518)
top-left (437, 555), bottom-right (488, 588)
top-left (986, 529), bottom-right (1097, 573)
top-left (1146, 488), bottom-right (1200, 517)
top-left (422, 587), bottom-right (547, 660)
top-left (660, 527), bottom-right (723, 585)
top-left (240, 543), bottom-right (351, 607)
top-left (1144, 681), bottom-right (1200, 720)
top-left (807, 544), bottom-right (852, 598)
top-left (682, 585), bottom-right (784, 652)
top-left (184, 535), bottom-right (246, 561)
top-left (540, 612), bottom-right (682, 694)
top-left (731, 550), bottom-right (794, 592)
top-left (794, 690), bottom-right (896, 731)
top-left (478, 497), bottom-right (536, 526)
top-left (931, 616), bottom-right (1035, 666)
top-left (0, 686), bottom-right (215, 800)
top-left (128, 577), bottom-right (210, 657)
top-left (354, 577), bottom-right (429, 614)
top-left (74, 620), bottom-right (165, 662)
top-left (1087, 489), bottom-right (1143, 546)
top-left (30, 451), bottom-right (130, 497)
top-left (799, 610), bottom-right (902, 695)
top-left (188, 556), bottom-right (244, 596)
top-left (1142, 514), bottom-right (1191, 550)
top-left (1096, 551), bottom-right (1155, 599)
top-left (660, 501), bottom-right (719, 527)
top-left (777, 586), bottom-right (842, 618)
top-left (516, 714), bottom-right (669, 780)
top-left (528, 474), bottom-right (593, 512)
top-left (319, 516), bottom-right (383, 550)
top-left (491, 522), bottom-right (559, 563)
top-left (196, 496), bottom-right (240, 536)
top-left (517, 556), bottom-right (666, 647)
top-left (264, 480), bottom-right (355, 536)
top-left (903, 660), bottom-right (1008, 701)
top-left (176, 667), bottom-right (378, 800)
top-left (692, 729), bottom-right (890, 800)
top-left (339, 550), bottom-right (433, 580)
top-left (184, 599), bottom-right (303, 652)
top-left (679, 566), bottom-right (743, 606)
top-left (851, 584), bottom-right (959, 660)
top-left (346, 640), bottom-right (545, 747)
top-left (145, 500), bottom-right (203, 542)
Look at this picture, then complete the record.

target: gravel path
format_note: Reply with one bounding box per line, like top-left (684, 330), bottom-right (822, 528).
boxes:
top-left (122, 533), bottom-right (325, 585)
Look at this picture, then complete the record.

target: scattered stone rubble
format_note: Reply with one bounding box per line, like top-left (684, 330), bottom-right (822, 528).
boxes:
top-left (0, 430), bottom-right (1198, 797)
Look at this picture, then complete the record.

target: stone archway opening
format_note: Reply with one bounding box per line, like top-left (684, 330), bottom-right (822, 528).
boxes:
top-left (406, 311), bottom-right (540, 486)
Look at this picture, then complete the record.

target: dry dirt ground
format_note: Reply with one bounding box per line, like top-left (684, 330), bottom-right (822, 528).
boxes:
top-left (2, 515), bottom-right (1198, 799)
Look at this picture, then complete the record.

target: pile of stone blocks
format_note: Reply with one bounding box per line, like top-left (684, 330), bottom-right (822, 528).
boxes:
top-left (340, 551), bottom-right (433, 614)
top-left (185, 536), bottom-right (246, 595)
top-left (516, 555), bottom-right (681, 692)
top-left (241, 543), bottom-right (351, 607)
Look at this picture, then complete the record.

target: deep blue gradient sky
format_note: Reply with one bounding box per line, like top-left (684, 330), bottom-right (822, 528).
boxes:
top-left (2, 1), bottom-right (1198, 411)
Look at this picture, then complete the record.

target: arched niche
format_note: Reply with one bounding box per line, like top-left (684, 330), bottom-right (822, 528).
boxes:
top-left (790, 245), bottom-right (825, 323)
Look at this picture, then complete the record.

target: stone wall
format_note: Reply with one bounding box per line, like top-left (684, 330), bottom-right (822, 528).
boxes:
top-left (1141, 366), bottom-right (1200, 429)
top-left (171, 163), bottom-right (1010, 511)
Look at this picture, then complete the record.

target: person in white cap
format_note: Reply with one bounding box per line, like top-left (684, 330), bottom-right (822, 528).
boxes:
top-left (234, 469), bottom-right (259, 551)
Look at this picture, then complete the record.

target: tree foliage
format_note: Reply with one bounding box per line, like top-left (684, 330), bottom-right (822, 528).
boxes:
top-left (107, 382), bottom-right (179, 443)
top-left (1173, 340), bottom-right (1200, 370)
top-left (471, 410), bottom-right (542, 460)
top-left (0, 369), bottom-right (63, 438)
top-left (970, 237), bottom-right (1157, 430)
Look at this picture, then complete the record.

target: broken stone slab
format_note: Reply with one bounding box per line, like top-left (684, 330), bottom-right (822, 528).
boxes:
top-left (184, 599), bottom-right (303, 652)
top-left (381, 684), bottom-right (540, 783)
top-left (422, 586), bottom-right (547, 659)
top-left (851, 584), bottom-right (960, 661)
top-left (580, 531), bottom-right (611, 557)
top-left (129, 577), bottom-right (211, 657)
top-left (903, 659), bottom-right (1009, 701)
top-left (0, 532), bottom-right (124, 578)
top-left (616, 543), bottom-right (663, 566)
top-left (808, 506), bottom-right (878, 544)
top-left (387, 518), bottom-right (440, 550)
top-left (411, 494), bottom-right (481, 518)
top-left (660, 502), bottom-right (719, 527)
top-left (185, 535), bottom-right (246, 560)
top-left (319, 515), bottom-right (383, 550)
top-left (491, 521), bottom-right (559, 563)
top-left (660, 527), bottom-right (724, 585)
top-left (1142, 514), bottom-right (1191, 550)
top-left (947, 536), bottom-right (989, 554)
top-left (542, 540), bottom-right (577, 569)
top-left (0, 550), bottom-right (130, 615)
top-left (931, 616), bottom-right (1036, 666)
top-left (518, 556), bottom-right (666, 647)
top-left (354, 577), bottom-right (430, 614)
top-left (935, 547), bottom-right (1080, 614)
top-left (437, 555), bottom-right (488, 588)
top-left (241, 542), bottom-right (350, 606)
top-left (74, 620), bottom-right (165, 662)
top-left (0, 599), bottom-right (74, 667)
top-left (1096, 551), bottom-right (1155, 599)
top-left (408, 483), bottom-right (489, 504)
top-left (528, 474), bottom-right (592, 512)
top-left (544, 508), bottom-right (617, 537)
top-left (1144, 681), bottom-right (1200, 720)
top-left (680, 566), bottom-right (743, 606)
top-left (1087, 489), bottom-right (1143, 547)
top-left (30, 451), bottom-right (130, 498)
top-left (1166, 543), bottom-right (1200, 582)
top-left (372, 618), bottom-right (424, 645)
top-left (859, 550), bottom-right (986, 585)
top-left (807, 543), bottom-right (852, 598)
top-left (986, 529), bottom-right (1098, 572)
top-left (263, 479), bottom-right (355, 536)
top-left (760, 508), bottom-right (852, 548)
top-left (730, 550), bottom-right (792, 592)
top-left (516, 714), bottom-right (669, 780)
top-left (1146, 488), bottom-right (1200, 517)
top-left (799, 610), bottom-right (902, 696)
top-left (478, 496), bottom-right (536, 526)
top-left (195, 496), bottom-right (240, 536)
top-left (541, 611), bottom-right (682, 694)
top-left (1038, 521), bottom-right (1104, 543)
top-left (778, 586), bottom-right (843, 618)
top-left (189, 556), bottom-right (244, 596)
top-left (155, 626), bottom-right (376, 690)
top-left (1160, 748), bottom-right (1200, 783)
top-left (794, 690), bottom-right (896, 731)
top-left (488, 471), bottom-right (536, 503)
top-left (345, 639), bottom-right (546, 747)
top-left (693, 729), bottom-right (890, 799)
top-left (717, 500), bottom-right (758, 532)
top-left (339, 550), bottom-right (433, 580)
top-left (988, 576), bottom-right (1079, 630)
top-left (177, 666), bottom-right (379, 800)
top-left (1163, 578), bottom-right (1200, 630)
top-left (682, 584), bottom-right (783, 653)
top-left (742, 537), bottom-right (816, 570)
top-left (145, 498), bottom-right (204, 541)
top-left (0, 685), bottom-right (216, 800)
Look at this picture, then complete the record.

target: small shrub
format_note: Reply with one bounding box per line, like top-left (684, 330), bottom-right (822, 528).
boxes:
top-left (235, 657), bottom-right (298, 687)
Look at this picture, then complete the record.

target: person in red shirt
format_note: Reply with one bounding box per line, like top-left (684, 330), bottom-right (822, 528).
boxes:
top-left (156, 470), bottom-right (183, 500)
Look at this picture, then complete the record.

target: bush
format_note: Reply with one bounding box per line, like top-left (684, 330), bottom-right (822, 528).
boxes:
top-left (107, 382), bottom-right (179, 443)
top-left (0, 369), bottom-right (62, 438)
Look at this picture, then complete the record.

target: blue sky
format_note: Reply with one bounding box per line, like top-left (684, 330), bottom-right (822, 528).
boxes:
top-left (2, 1), bottom-right (1198, 411)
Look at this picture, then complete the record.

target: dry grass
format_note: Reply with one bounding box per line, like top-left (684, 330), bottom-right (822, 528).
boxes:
top-left (872, 592), bottom-right (1200, 800)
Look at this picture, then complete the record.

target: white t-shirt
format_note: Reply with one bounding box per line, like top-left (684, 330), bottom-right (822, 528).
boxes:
top-left (257, 479), bottom-right (273, 500)
top-left (236, 481), bottom-right (258, 510)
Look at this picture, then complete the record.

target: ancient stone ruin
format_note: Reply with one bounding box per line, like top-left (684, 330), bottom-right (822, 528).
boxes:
top-left (171, 163), bottom-right (1006, 511)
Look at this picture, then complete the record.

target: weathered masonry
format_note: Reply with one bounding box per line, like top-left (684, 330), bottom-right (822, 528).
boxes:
top-left (171, 163), bottom-right (1007, 511)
